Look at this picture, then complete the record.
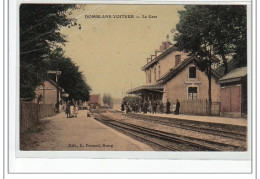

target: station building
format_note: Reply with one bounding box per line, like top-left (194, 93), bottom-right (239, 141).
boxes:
top-left (127, 42), bottom-right (222, 114)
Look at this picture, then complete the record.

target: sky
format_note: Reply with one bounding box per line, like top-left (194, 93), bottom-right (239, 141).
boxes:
top-left (60, 4), bottom-right (184, 99)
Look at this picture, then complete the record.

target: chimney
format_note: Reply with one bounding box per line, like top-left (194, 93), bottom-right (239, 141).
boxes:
top-left (155, 50), bottom-right (163, 57)
top-left (151, 55), bottom-right (156, 61)
top-left (159, 41), bottom-right (171, 51)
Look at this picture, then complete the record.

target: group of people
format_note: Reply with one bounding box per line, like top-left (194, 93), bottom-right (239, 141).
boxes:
top-left (121, 99), bottom-right (180, 115)
top-left (65, 101), bottom-right (78, 118)
top-left (166, 99), bottom-right (180, 115)
top-left (121, 100), bottom-right (164, 114)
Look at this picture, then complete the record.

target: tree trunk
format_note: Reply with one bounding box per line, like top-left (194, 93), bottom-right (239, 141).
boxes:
top-left (222, 54), bottom-right (228, 75)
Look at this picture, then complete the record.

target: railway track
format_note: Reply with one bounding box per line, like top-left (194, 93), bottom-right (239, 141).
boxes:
top-left (95, 116), bottom-right (179, 151)
top-left (93, 112), bottom-right (246, 151)
top-left (111, 111), bottom-right (247, 141)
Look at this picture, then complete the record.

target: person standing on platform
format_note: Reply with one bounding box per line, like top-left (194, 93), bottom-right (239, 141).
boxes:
top-left (70, 103), bottom-right (74, 117)
top-left (121, 103), bottom-right (125, 112)
top-left (148, 101), bottom-right (152, 113)
top-left (152, 101), bottom-right (157, 113)
top-left (166, 99), bottom-right (171, 114)
top-left (73, 105), bottom-right (78, 117)
top-left (156, 102), bottom-right (160, 113)
top-left (159, 100), bottom-right (163, 113)
top-left (172, 102), bottom-right (176, 114)
top-left (126, 103), bottom-right (131, 113)
top-left (65, 102), bottom-right (70, 118)
top-left (135, 102), bottom-right (138, 113)
top-left (143, 101), bottom-right (148, 114)
top-left (141, 102), bottom-right (144, 113)
top-left (175, 99), bottom-right (180, 115)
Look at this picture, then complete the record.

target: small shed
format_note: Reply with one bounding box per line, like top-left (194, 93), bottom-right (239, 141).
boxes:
top-left (34, 79), bottom-right (64, 105)
top-left (88, 94), bottom-right (103, 109)
top-left (218, 67), bottom-right (247, 118)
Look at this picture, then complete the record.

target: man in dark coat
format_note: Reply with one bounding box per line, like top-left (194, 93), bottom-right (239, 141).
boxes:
top-left (65, 103), bottom-right (70, 118)
top-left (166, 99), bottom-right (171, 114)
top-left (143, 101), bottom-right (148, 114)
top-left (152, 101), bottom-right (157, 113)
top-left (121, 103), bottom-right (125, 111)
top-left (175, 99), bottom-right (180, 115)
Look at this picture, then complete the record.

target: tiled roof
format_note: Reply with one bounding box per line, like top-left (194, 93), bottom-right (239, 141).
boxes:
top-left (218, 67), bottom-right (247, 83)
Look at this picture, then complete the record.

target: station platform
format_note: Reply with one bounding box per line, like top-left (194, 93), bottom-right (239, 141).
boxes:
top-left (142, 113), bottom-right (247, 127)
top-left (115, 109), bottom-right (247, 127)
top-left (27, 110), bottom-right (153, 151)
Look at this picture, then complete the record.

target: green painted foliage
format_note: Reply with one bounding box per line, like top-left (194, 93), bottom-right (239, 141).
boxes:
top-left (173, 5), bottom-right (247, 113)
top-left (20, 4), bottom-right (75, 98)
top-left (46, 48), bottom-right (91, 101)
top-left (103, 93), bottom-right (113, 108)
top-left (20, 4), bottom-right (91, 101)
top-left (174, 5), bottom-right (247, 74)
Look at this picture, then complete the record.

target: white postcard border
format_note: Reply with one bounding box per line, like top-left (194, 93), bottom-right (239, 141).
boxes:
top-left (7, 0), bottom-right (255, 174)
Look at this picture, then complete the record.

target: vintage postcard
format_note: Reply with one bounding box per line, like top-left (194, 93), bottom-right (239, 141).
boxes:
top-left (17, 2), bottom-right (251, 161)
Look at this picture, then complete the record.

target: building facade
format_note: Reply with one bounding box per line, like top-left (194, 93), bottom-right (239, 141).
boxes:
top-left (218, 67), bottom-right (247, 117)
top-left (127, 42), bottom-right (221, 114)
top-left (34, 79), bottom-right (63, 105)
top-left (88, 94), bottom-right (103, 109)
top-left (157, 56), bottom-right (221, 103)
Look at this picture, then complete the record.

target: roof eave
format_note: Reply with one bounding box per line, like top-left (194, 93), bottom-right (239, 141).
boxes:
top-left (126, 85), bottom-right (164, 94)
top-left (218, 77), bottom-right (244, 84)
top-left (141, 46), bottom-right (176, 71)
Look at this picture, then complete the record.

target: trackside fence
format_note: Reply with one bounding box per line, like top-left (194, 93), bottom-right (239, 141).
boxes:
top-left (20, 101), bottom-right (56, 133)
top-left (179, 99), bottom-right (220, 116)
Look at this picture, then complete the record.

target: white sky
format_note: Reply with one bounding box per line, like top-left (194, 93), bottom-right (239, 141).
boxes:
top-left (60, 4), bottom-right (184, 99)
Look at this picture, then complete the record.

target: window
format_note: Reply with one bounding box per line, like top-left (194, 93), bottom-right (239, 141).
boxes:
top-left (189, 67), bottom-right (196, 78)
top-left (158, 65), bottom-right (161, 78)
top-left (149, 69), bottom-right (152, 83)
top-left (188, 87), bottom-right (197, 100)
top-left (175, 55), bottom-right (181, 66)
top-left (146, 71), bottom-right (149, 83)
top-left (146, 70), bottom-right (151, 84)
top-left (154, 67), bottom-right (156, 81)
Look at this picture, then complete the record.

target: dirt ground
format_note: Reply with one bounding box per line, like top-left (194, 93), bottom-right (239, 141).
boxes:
top-left (20, 110), bottom-right (153, 151)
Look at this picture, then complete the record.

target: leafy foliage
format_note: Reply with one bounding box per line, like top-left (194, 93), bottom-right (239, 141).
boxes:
top-left (174, 5), bottom-right (247, 74)
top-left (122, 96), bottom-right (141, 105)
top-left (102, 93), bottom-right (113, 108)
top-left (46, 48), bottom-right (91, 101)
top-left (173, 5), bottom-right (247, 114)
top-left (215, 59), bottom-right (238, 77)
top-left (20, 4), bottom-right (91, 101)
top-left (20, 4), bottom-right (75, 98)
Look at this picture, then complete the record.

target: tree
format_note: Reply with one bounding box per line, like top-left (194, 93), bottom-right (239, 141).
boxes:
top-left (47, 48), bottom-right (91, 101)
top-left (20, 4), bottom-right (76, 98)
top-left (122, 96), bottom-right (141, 105)
top-left (103, 93), bottom-right (113, 108)
top-left (174, 5), bottom-right (247, 114)
top-left (206, 5), bottom-right (247, 73)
